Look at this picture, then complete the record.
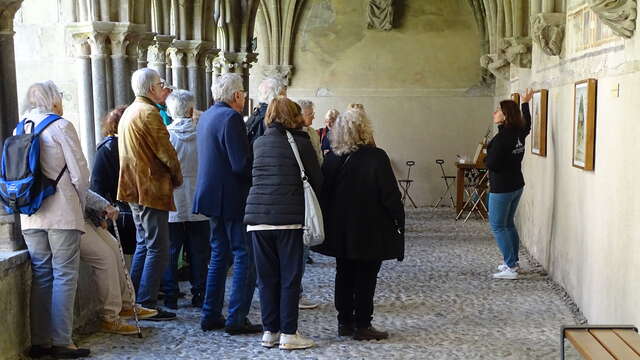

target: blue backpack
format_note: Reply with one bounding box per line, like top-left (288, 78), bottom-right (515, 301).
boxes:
top-left (0, 115), bottom-right (67, 215)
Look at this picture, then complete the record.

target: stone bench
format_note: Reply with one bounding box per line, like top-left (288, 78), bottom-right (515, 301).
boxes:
top-left (562, 325), bottom-right (640, 359)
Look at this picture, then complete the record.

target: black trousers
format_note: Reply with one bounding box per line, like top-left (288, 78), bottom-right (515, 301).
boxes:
top-left (252, 229), bottom-right (304, 334)
top-left (335, 258), bottom-right (382, 329)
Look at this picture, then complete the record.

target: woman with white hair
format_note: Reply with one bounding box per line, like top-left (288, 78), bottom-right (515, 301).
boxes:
top-left (297, 100), bottom-right (323, 164)
top-left (246, 77), bottom-right (287, 145)
top-left (318, 109), bottom-right (339, 155)
top-left (19, 81), bottom-right (91, 359)
top-left (160, 89), bottom-right (211, 309)
top-left (313, 109), bottom-right (405, 341)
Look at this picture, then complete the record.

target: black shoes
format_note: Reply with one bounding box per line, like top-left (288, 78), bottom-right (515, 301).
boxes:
top-left (201, 317), bottom-right (226, 332)
top-left (144, 308), bottom-right (177, 321)
top-left (338, 323), bottom-right (355, 337)
top-left (51, 346), bottom-right (91, 359)
top-left (225, 319), bottom-right (263, 335)
top-left (164, 298), bottom-right (178, 310)
top-left (353, 326), bottom-right (389, 341)
top-left (191, 293), bottom-right (204, 308)
top-left (29, 345), bottom-right (91, 359)
top-left (28, 345), bottom-right (52, 358)
top-left (306, 256), bottom-right (314, 265)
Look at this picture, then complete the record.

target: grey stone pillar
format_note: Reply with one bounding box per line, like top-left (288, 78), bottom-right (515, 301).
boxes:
top-left (110, 31), bottom-right (130, 107)
top-left (148, 34), bottom-right (174, 80)
top-left (136, 33), bottom-right (156, 69)
top-left (72, 39), bottom-right (96, 167)
top-left (0, 0), bottom-right (25, 251)
top-left (88, 32), bottom-right (109, 148)
top-left (169, 47), bottom-right (187, 89)
top-left (205, 56), bottom-right (213, 108)
top-left (0, 1), bottom-right (23, 142)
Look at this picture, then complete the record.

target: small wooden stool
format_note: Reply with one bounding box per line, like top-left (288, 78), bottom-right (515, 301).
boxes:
top-left (562, 325), bottom-right (640, 359)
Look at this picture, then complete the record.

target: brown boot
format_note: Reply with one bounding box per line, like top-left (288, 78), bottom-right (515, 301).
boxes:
top-left (353, 326), bottom-right (389, 341)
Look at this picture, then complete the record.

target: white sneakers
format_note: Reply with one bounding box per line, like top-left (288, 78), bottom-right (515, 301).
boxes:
top-left (493, 266), bottom-right (519, 280)
top-left (280, 332), bottom-right (315, 350)
top-left (298, 296), bottom-right (319, 310)
top-left (262, 331), bottom-right (315, 350)
top-left (497, 263), bottom-right (520, 272)
top-left (261, 331), bottom-right (280, 348)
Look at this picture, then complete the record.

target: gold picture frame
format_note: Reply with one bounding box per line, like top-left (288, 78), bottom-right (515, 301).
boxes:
top-left (572, 79), bottom-right (597, 170)
top-left (511, 92), bottom-right (521, 105)
top-left (531, 89), bottom-right (548, 157)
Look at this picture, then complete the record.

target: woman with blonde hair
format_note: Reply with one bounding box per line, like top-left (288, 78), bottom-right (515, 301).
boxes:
top-left (314, 109), bottom-right (404, 341)
top-left (244, 96), bottom-right (322, 350)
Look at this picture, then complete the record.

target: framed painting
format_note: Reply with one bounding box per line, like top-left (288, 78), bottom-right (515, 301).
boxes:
top-left (530, 89), bottom-right (548, 157)
top-left (573, 79), bottom-right (597, 170)
top-left (511, 92), bottom-right (521, 105)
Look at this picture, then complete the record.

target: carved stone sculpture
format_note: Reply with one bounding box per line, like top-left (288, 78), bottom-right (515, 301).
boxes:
top-left (532, 13), bottom-right (565, 56)
top-left (480, 53), bottom-right (510, 80)
top-left (262, 64), bottom-right (293, 84)
top-left (589, 0), bottom-right (637, 38)
top-left (502, 37), bottom-right (532, 68)
top-left (368, 0), bottom-right (394, 31)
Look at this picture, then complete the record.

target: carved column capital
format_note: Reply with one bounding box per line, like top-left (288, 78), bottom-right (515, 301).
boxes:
top-left (172, 40), bottom-right (216, 68)
top-left (0, 0), bottom-right (23, 34)
top-left (480, 53), bottom-right (510, 80)
top-left (217, 52), bottom-right (258, 74)
top-left (532, 13), bottom-right (566, 56)
top-left (134, 32), bottom-right (156, 62)
top-left (502, 37), bottom-right (532, 68)
top-left (148, 34), bottom-right (175, 63)
top-left (262, 64), bottom-right (293, 84)
top-left (589, 0), bottom-right (637, 38)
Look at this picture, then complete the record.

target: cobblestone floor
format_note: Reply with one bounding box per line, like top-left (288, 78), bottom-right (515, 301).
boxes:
top-left (77, 208), bottom-right (582, 359)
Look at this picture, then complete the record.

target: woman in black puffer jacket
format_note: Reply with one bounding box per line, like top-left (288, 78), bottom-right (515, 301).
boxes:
top-left (244, 96), bottom-right (322, 350)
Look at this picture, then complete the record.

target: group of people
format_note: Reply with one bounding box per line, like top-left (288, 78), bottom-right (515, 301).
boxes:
top-left (20, 69), bottom-right (406, 358)
top-left (17, 61), bottom-right (533, 358)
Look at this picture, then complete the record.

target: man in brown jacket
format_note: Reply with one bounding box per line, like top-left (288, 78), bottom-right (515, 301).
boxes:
top-left (117, 68), bottom-right (183, 320)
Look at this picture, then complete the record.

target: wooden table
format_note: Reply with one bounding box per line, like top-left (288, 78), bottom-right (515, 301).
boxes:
top-left (455, 162), bottom-right (486, 214)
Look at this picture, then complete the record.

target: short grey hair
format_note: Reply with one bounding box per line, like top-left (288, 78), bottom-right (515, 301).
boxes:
top-left (297, 99), bottom-right (314, 111)
top-left (166, 89), bottom-right (195, 118)
top-left (258, 77), bottom-right (286, 104)
top-left (131, 68), bottom-right (160, 97)
top-left (212, 73), bottom-right (243, 103)
top-left (330, 109), bottom-right (375, 156)
top-left (21, 80), bottom-right (63, 115)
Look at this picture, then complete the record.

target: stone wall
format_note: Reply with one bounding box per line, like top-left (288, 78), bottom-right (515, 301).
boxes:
top-left (501, 2), bottom-right (640, 327)
top-left (0, 251), bottom-right (101, 359)
top-left (252, 0), bottom-right (495, 206)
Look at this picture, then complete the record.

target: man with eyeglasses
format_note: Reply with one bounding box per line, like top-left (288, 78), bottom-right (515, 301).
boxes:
top-left (117, 68), bottom-right (183, 321)
top-left (193, 73), bottom-right (261, 335)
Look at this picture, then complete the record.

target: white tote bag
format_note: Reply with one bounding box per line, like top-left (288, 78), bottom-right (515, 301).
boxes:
top-left (286, 131), bottom-right (325, 246)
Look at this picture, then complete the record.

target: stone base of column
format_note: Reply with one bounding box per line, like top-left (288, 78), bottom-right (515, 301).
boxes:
top-left (0, 214), bottom-right (24, 251)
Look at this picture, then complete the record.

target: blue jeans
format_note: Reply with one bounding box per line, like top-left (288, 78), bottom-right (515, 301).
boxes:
top-left (201, 218), bottom-right (256, 327)
top-left (488, 188), bottom-right (524, 268)
top-left (129, 204), bottom-right (170, 308)
top-left (23, 229), bottom-right (81, 346)
top-left (161, 221), bottom-right (211, 302)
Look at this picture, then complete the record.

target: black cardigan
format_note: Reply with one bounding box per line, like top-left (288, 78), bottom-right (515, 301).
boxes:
top-left (90, 136), bottom-right (119, 203)
top-left (313, 146), bottom-right (405, 261)
top-left (244, 123), bottom-right (322, 225)
top-left (485, 103), bottom-right (532, 193)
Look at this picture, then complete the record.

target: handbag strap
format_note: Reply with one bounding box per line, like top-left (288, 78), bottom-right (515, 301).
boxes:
top-left (285, 130), bottom-right (307, 180)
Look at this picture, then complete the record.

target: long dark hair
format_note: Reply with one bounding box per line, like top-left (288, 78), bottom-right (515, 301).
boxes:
top-left (499, 100), bottom-right (524, 129)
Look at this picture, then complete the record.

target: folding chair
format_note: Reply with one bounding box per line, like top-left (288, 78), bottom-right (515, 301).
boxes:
top-left (398, 161), bottom-right (418, 208)
top-left (432, 159), bottom-right (456, 208)
top-left (455, 168), bottom-right (489, 222)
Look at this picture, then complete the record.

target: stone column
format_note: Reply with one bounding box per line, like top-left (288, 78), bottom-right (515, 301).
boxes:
top-left (0, 1), bottom-right (23, 142)
top-left (72, 38), bottom-right (96, 167)
top-left (110, 30), bottom-right (131, 107)
top-left (148, 34), bottom-right (174, 79)
top-left (136, 32), bottom-right (156, 69)
top-left (205, 55), bottom-right (214, 108)
top-left (0, 0), bottom-right (24, 251)
top-left (168, 46), bottom-right (187, 89)
top-left (88, 31), bottom-right (110, 148)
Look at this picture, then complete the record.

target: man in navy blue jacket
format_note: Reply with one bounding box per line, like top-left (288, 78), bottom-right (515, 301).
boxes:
top-left (193, 73), bottom-right (261, 334)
